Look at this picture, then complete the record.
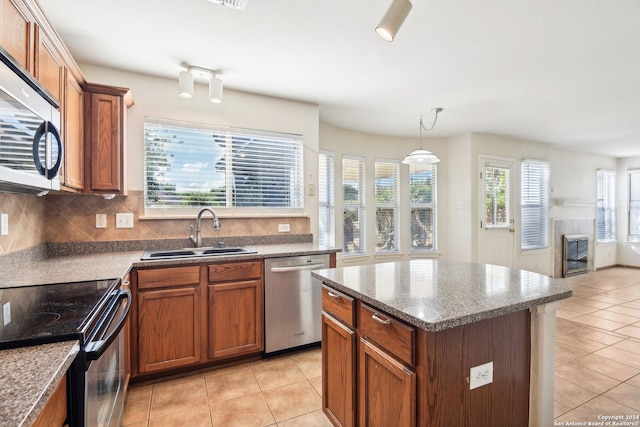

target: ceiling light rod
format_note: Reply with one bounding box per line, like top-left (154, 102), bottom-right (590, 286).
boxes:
top-left (402, 107), bottom-right (443, 165)
top-left (182, 64), bottom-right (221, 79)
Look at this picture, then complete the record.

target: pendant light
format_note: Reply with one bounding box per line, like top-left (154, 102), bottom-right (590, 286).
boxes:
top-left (402, 108), bottom-right (443, 165)
top-left (178, 70), bottom-right (194, 98)
top-left (178, 64), bottom-right (224, 103)
top-left (376, 0), bottom-right (413, 42)
top-left (209, 75), bottom-right (223, 103)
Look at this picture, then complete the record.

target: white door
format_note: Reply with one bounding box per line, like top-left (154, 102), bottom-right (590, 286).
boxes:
top-left (477, 157), bottom-right (515, 267)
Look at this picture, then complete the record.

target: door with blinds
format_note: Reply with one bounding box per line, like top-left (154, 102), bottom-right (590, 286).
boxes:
top-left (478, 157), bottom-right (515, 268)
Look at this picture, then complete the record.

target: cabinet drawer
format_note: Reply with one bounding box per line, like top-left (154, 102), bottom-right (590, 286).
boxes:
top-left (322, 286), bottom-right (355, 328)
top-left (137, 266), bottom-right (200, 289)
top-left (359, 304), bottom-right (415, 366)
top-left (208, 261), bottom-right (262, 283)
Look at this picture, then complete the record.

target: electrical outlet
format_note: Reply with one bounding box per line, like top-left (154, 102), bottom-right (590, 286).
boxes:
top-left (96, 213), bottom-right (107, 229)
top-left (278, 223), bottom-right (291, 233)
top-left (115, 213), bottom-right (134, 229)
top-left (0, 214), bottom-right (8, 236)
top-left (3, 302), bottom-right (11, 326)
top-left (470, 361), bottom-right (493, 390)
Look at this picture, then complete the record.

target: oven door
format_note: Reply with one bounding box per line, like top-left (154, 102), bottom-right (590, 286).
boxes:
top-left (83, 289), bottom-right (131, 427)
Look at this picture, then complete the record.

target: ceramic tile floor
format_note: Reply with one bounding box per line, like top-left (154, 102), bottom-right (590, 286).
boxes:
top-left (123, 267), bottom-right (640, 427)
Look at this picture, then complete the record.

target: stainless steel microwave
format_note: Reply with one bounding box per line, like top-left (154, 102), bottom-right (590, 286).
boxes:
top-left (0, 50), bottom-right (62, 195)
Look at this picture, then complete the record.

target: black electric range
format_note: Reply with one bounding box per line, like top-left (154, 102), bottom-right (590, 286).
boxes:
top-left (0, 278), bottom-right (119, 350)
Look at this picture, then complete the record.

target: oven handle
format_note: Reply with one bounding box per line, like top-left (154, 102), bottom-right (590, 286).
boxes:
top-left (84, 289), bottom-right (131, 361)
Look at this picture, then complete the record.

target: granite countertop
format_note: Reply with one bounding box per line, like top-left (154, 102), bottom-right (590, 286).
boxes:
top-left (0, 341), bottom-right (79, 427)
top-left (0, 241), bottom-right (339, 425)
top-left (313, 259), bottom-right (572, 332)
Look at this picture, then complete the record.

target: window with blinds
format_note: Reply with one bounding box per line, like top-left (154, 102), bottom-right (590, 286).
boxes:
top-left (375, 160), bottom-right (399, 252)
top-left (410, 163), bottom-right (437, 252)
top-left (318, 151), bottom-right (335, 247)
top-left (144, 119), bottom-right (303, 213)
top-left (597, 169), bottom-right (617, 242)
top-left (628, 170), bottom-right (640, 243)
top-left (521, 159), bottom-right (550, 250)
top-left (343, 156), bottom-right (365, 256)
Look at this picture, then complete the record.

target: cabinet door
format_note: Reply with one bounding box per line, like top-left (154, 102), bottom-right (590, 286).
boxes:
top-left (208, 279), bottom-right (263, 359)
top-left (63, 69), bottom-right (83, 189)
top-left (137, 287), bottom-right (201, 374)
top-left (0, 0), bottom-right (33, 72)
top-left (34, 24), bottom-right (63, 102)
top-left (322, 313), bottom-right (356, 427)
top-left (87, 91), bottom-right (122, 192)
top-left (359, 338), bottom-right (416, 427)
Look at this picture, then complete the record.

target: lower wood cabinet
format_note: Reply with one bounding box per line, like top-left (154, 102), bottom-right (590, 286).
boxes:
top-left (136, 286), bottom-right (201, 374)
top-left (322, 313), bottom-right (356, 427)
top-left (32, 373), bottom-right (67, 427)
top-left (358, 338), bottom-right (416, 427)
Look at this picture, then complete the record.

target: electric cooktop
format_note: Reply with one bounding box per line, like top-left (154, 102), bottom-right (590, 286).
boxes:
top-left (0, 279), bottom-right (118, 350)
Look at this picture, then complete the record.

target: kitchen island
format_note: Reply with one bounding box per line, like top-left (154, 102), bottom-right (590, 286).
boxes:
top-left (313, 259), bottom-right (572, 427)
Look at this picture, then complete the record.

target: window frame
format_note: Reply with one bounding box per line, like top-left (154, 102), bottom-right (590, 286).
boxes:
top-left (342, 155), bottom-right (366, 256)
top-left (628, 169), bottom-right (640, 243)
top-left (483, 161), bottom-right (512, 230)
top-left (318, 150), bottom-right (335, 248)
top-left (520, 159), bottom-right (550, 251)
top-left (596, 169), bottom-right (617, 243)
top-left (374, 159), bottom-right (399, 253)
top-left (409, 162), bottom-right (437, 253)
top-left (143, 118), bottom-right (304, 217)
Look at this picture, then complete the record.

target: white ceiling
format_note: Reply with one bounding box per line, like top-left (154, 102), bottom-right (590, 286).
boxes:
top-left (38, 0), bottom-right (640, 158)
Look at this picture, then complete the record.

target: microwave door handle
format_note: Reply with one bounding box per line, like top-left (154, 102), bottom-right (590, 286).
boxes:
top-left (46, 122), bottom-right (63, 179)
top-left (84, 289), bottom-right (131, 361)
top-left (32, 121), bottom-right (47, 176)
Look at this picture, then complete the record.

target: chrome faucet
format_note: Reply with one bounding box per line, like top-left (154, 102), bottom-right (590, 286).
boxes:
top-left (189, 207), bottom-right (221, 248)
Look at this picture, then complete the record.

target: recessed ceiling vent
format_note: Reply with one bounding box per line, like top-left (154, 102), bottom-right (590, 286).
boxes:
top-left (207, 0), bottom-right (248, 11)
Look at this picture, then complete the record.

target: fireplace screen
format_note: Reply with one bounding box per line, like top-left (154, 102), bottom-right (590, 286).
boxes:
top-left (563, 234), bottom-right (588, 277)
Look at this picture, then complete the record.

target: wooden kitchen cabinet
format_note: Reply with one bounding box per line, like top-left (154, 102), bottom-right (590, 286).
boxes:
top-left (358, 338), bottom-right (416, 427)
top-left (31, 373), bottom-right (67, 427)
top-left (62, 68), bottom-right (83, 190)
top-left (34, 23), bottom-right (63, 102)
top-left (322, 313), bottom-right (356, 427)
top-left (207, 261), bottom-right (263, 360)
top-left (83, 83), bottom-right (133, 194)
top-left (0, 0), bottom-right (34, 73)
top-left (135, 266), bottom-right (202, 374)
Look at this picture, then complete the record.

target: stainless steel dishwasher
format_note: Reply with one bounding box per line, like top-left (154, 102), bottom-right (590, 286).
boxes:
top-left (264, 254), bottom-right (330, 354)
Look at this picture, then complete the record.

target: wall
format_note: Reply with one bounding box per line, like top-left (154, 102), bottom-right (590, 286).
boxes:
top-left (319, 123), bottom-right (449, 265)
top-left (43, 64), bottom-right (320, 244)
top-left (617, 156), bottom-right (640, 267)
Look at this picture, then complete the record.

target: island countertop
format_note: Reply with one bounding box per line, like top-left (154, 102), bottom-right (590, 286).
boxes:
top-left (312, 259), bottom-right (572, 331)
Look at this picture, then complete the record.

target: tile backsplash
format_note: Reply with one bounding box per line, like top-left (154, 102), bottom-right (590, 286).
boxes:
top-left (45, 191), bottom-right (310, 242)
top-left (0, 191), bottom-right (309, 255)
top-left (0, 193), bottom-right (46, 255)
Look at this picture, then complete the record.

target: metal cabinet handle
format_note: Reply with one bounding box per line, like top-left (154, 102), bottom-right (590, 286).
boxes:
top-left (327, 291), bottom-right (341, 299)
top-left (372, 313), bottom-right (391, 325)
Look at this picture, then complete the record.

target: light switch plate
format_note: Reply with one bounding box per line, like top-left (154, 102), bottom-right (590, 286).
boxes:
top-left (3, 302), bottom-right (11, 326)
top-left (0, 214), bottom-right (8, 236)
top-left (470, 361), bottom-right (493, 390)
top-left (115, 213), bottom-right (134, 229)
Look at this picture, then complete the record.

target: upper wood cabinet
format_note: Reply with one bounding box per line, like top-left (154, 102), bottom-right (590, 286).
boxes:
top-left (0, 0), bottom-right (34, 73)
top-left (83, 83), bottom-right (133, 195)
top-left (62, 69), bottom-right (83, 190)
top-left (34, 23), bottom-right (62, 103)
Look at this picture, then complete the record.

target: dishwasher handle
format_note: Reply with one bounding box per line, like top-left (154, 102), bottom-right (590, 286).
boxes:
top-left (270, 262), bottom-right (326, 273)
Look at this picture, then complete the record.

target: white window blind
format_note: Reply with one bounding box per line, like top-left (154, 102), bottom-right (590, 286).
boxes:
top-left (410, 163), bottom-right (437, 252)
top-left (596, 169), bottom-right (617, 242)
top-left (144, 119), bottom-right (303, 211)
top-left (318, 151), bottom-right (335, 248)
top-left (343, 156), bottom-right (365, 256)
top-left (521, 159), bottom-right (550, 250)
top-left (375, 160), bottom-right (399, 252)
top-left (629, 170), bottom-right (640, 243)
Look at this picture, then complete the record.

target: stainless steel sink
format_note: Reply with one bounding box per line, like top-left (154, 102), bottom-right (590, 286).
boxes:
top-left (141, 246), bottom-right (256, 260)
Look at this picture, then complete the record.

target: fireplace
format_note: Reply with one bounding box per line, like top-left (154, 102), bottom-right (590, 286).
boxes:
top-left (563, 234), bottom-right (588, 277)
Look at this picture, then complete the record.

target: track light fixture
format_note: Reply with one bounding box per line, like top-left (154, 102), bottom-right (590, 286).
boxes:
top-left (376, 0), bottom-right (412, 42)
top-left (402, 108), bottom-right (443, 165)
top-left (178, 65), bottom-right (223, 103)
